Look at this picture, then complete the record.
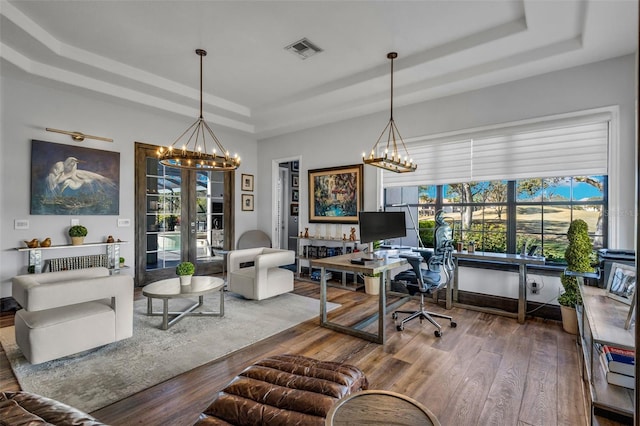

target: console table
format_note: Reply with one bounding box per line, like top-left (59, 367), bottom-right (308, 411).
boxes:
top-left (16, 241), bottom-right (127, 274)
top-left (311, 252), bottom-right (408, 344)
top-left (450, 251), bottom-right (545, 323)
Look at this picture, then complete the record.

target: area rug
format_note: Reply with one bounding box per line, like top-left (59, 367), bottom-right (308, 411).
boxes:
top-left (0, 292), bottom-right (339, 413)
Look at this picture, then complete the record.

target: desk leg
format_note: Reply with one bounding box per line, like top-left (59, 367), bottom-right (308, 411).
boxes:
top-left (320, 266), bottom-right (327, 325)
top-left (448, 257), bottom-right (459, 310)
top-left (379, 274), bottom-right (386, 344)
top-left (518, 264), bottom-right (526, 324)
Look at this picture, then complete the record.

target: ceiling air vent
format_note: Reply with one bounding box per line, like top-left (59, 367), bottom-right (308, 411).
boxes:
top-left (284, 38), bottom-right (323, 60)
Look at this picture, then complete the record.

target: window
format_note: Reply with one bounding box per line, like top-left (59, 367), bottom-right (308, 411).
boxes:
top-left (384, 175), bottom-right (607, 264)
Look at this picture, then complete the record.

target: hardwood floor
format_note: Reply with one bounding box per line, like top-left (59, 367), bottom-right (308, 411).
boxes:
top-left (0, 280), bottom-right (608, 425)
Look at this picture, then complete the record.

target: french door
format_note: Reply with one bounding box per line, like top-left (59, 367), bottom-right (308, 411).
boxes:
top-left (135, 142), bottom-right (234, 286)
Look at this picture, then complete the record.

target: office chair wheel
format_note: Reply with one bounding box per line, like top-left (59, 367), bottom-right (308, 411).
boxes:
top-left (434, 330), bottom-right (442, 337)
top-left (396, 324), bottom-right (404, 331)
top-left (451, 321), bottom-right (457, 328)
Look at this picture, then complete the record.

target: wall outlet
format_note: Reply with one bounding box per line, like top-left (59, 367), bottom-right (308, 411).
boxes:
top-left (71, 218), bottom-right (80, 226)
top-left (531, 281), bottom-right (539, 294)
top-left (118, 218), bottom-right (131, 227)
top-left (14, 219), bottom-right (29, 230)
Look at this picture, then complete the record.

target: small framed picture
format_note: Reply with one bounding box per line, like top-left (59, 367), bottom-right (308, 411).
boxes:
top-left (241, 174), bottom-right (254, 192)
top-left (292, 189), bottom-right (299, 202)
top-left (606, 262), bottom-right (636, 305)
top-left (291, 160), bottom-right (299, 172)
top-left (241, 194), bottom-right (254, 211)
top-left (292, 175), bottom-right (299, 188)
top-left (290, 203), bottom-right (299, 216)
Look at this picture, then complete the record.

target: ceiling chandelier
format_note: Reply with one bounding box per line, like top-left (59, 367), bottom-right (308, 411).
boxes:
top-left (158, 49), bottom-right (240, 171)
top-left (363, 52), bottom-right (416, 173)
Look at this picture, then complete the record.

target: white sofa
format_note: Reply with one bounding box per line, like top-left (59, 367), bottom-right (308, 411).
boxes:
top-left (227, 248), bottom-right (295, 300)
top-left (12, 267), bottom-right (133, 364)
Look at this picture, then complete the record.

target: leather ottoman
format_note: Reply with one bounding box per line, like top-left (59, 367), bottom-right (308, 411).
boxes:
top-left (195, 354), bottom-right (368, 426)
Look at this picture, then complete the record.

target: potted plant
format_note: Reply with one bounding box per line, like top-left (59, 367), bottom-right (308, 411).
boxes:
top-left (68, 225), bottom-right (88, 245)
top-left (119, 257), bottom-right (125, 268)
top-left (363, 272), bottom-right (381, 295)
top-left (558, 219), bottom-right (595, 334)
top-left (176, 261), bottom-right (195, 286)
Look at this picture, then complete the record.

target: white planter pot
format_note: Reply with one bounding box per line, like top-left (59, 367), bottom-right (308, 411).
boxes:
top-left (364, 276), bottom-right (380, 295)
top-left (560, 305), bottom-right (578, 334)
top-left (179, 275), bottom-right (192, 286)
top-left (70, 236), bottom-right (85, 246)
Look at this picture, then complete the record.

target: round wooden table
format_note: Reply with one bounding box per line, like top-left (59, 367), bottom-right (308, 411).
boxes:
top-left (142, 276), bottom-right (224, 330)
top-left (325, 390), bottom-right (441, 426)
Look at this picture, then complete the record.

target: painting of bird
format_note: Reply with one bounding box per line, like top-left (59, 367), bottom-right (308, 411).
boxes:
top-left (31, 140), bottom-right (120, 215)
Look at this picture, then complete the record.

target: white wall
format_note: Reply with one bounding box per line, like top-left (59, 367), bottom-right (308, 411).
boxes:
top-left (257, 54), bottom-right (636, 301)
top-left (0, 66), bottom-right (258, 297)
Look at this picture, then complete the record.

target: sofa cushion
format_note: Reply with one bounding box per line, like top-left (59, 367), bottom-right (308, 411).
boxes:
top-left (0, 391), bottom-right (105, 426)
top-left (0, 399), bottom-right (49, 425)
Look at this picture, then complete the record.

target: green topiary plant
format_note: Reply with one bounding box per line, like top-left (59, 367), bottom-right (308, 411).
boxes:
top-left (68, 225), bottom-right (88, 237)
top-left (176, 261), bottom-right (195, 276)
top-left (558, 219), bottom-right (595, 307)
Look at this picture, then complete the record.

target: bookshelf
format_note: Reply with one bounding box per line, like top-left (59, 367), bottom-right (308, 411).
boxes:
top-left (578, 284), bottom-right (634, 423)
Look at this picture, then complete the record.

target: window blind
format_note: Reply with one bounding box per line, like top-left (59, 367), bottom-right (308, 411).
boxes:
top-left (383, 113), bottom-right (610, 187)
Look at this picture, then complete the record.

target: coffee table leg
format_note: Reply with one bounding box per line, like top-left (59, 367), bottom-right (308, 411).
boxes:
top-left (219, 287), bottom-right (224, 317)
top-left (162, 299), bottom-right (169, 330)
top-left (147, 297), bottom-right (152, 315)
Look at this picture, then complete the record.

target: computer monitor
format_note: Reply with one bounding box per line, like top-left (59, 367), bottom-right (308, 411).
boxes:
top-left (358, 211), bottom-right (407, 244)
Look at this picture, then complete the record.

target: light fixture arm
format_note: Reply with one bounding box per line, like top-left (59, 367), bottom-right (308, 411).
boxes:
top-left (392, 203), bottom-right (424, 248)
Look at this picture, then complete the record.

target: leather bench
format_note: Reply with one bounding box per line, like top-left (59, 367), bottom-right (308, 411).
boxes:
top-left (195, 354), bottom-right (369, 426)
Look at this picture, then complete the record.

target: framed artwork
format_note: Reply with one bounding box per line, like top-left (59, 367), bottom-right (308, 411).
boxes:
top-left (30, 139), bottom-right (120, 215)
top-left (292, 174), bottom-right (299, 188)
top-left (290, 203), bottom-right (299, 216)
top-left (606, 262), bottom-right (636, 305)
top-left (241, 174), bottom-right (254, 191)
top-left (308, 164), bottom-right (363, 224)
top-left (292, 189), bottom-right (299, 202)
top-left (291, 160), bottom-right (299, 172)
top-left (241, 194), bottom-right (254, 211)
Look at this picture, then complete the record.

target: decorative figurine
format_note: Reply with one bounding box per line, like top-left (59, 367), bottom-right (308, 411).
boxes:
top-left (106, 235), bottom-right (115, 243)
top-left (24, 239), bottom-right (39, 248)
top-left (40, 237), bottom-right (52, 247)
top-left (349, 227), bottom-right (357, 241)
top-left (304, 227), bottom-right (309, 238)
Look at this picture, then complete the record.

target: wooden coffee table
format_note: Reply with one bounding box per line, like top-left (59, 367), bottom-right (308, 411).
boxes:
top-left (326, 390), bottom-right (441, 426)
top-left (142, 276), bottom-right (224, 330)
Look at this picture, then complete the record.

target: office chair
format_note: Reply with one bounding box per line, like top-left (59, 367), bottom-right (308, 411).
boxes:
top-left (392, 210), bottom-right (456, 337)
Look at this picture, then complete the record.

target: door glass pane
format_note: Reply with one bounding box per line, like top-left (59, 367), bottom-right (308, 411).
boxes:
top-left (196, 170), bottom-right (224, 262)
top-left (146, 158), bottom-right (182, 271)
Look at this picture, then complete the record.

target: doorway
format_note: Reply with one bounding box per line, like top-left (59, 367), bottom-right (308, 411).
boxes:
top-left (273, 158), bottom-right (300, 251)
top-left (135, 142), bottom-right (234, 285)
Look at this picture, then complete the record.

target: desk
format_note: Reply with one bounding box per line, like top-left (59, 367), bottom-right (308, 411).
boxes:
top-left (450, 251), bottom-right (545, 323)
top-left (326, 390), bottom-right (441, 426)
top-left (311, 252), bottom-right (408, 344)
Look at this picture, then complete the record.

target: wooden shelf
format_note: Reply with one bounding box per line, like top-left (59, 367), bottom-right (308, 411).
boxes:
top-left (578, 284), bottom-right (635, 423)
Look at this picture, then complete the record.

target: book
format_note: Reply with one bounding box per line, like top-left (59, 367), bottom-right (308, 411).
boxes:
top-left (600, 350), bottom-right (635, 376)
top-left (603, 345), bottom-right (635, 364)
top-left (598, 347), bottom-right (635, 389)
